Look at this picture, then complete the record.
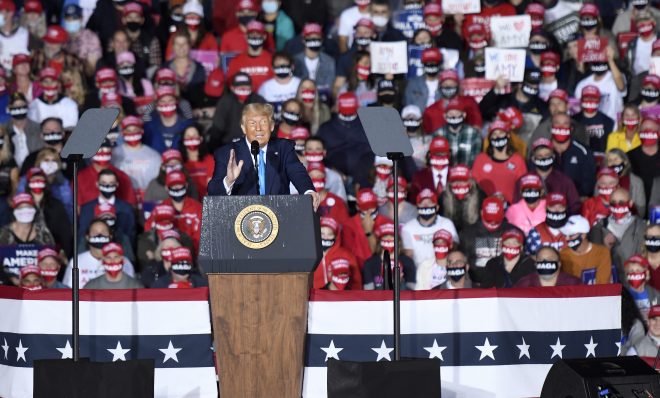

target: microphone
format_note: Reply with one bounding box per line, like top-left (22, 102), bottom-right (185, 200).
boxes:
top-left (383, 250), bottom-right (392, 290)
top-left (251, 140), bottom-right (260, 195)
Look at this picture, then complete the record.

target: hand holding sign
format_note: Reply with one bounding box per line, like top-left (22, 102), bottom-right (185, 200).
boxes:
top-left (485, 48), bottom-right (526, 82)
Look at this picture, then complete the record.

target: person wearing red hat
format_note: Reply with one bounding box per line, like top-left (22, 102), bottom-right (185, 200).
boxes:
top-left (180, 125), bottom-right (215, 198)
top-left (482, 228), bottom-right (536, 288)
top-left (77, 141), bottom-right (137, 207)
top-left (415, 228), bottom-right (452, 290)
top-left (220, 0), bottom-right (276, 54)
top-left (423, 69), bottom-right (483, 135)
top-left (401, 187), bottom-right (459, 268)
top-left (20, 0), bottom-right (45, 39)
top-left (363, 218), bottom-right (417, 290)
top-left (84, 242), bottom-right (143, 289)
top-left (112, 114), bottom-right (161, 194)
top-left (292, 25), bottom-right (336, 104)
top-left (84, 67), bottom-right (137, 115)
top-left (146, 148), bottom-right (200, 203)
top-left (574, 85), bottom-right (615, 159)
top-left (30, 24), bottom-right (83, 77)
top-left (333, 18), bottom-right (376, 95)
top-left (613, 0), bottom-right (660, 35)
top-left (623, 255), bottom-right (660, 322)
top-left (308, 161), bottom-right (350, 226)
top-left (525, 3), bottom-right (545, 30)
top-left (314, 216), bottom-right (362, 289)
top-left (25, 166), bottom-right (73, 257)
top-left (421, 3), bottom-right (462, 51)
top-left (120, 1), bottom-right (162, 71)
top-left (628, 304), bottom-right (660, 357)
top-left (0, 0), bottom-right (28, 74)
top-left (460, 0), bottom-right (515, 40)
top-left (164, 1), bottom-right (219, 60)
top-left (506, 173), bottom-right (547, 235)
top-left (343, 188), bottom-right (393, 267)
top-left (472, 121), bottom-right (527, 204)
top-left (458, 195), bottom-right (513, 273)
top-left (538, 52), bottom-right (563, 102)
top-left (150, 245), bottom-right (207, 288)
top-left (628, 14), bottom-right (658, 77)
top-left (628, 118), bottom-right (660, 204)
top-left (337, 0), bottom-right (372, 53)
top-left (27, 67), bottom-right (79, 130)
top-left (637, 74), bottom-right (660, 110)
top-left (432, 97), bottom-right (482, 167)
top-left (581, 167), bottom-right (620, 226)
top-left (301, 136), bottom-right (348, 201)
top-left (19, 265), bottom-right (43, 291)
top-left (403, 47), bottom-right (443, 112)
top-left (493, 106), bottom-right (529, 156)
top-left (559, 215), bottom-right (612, 285)
top-left (227, 21), bottom-right (275, 92)
top-left (37, 247), bottom-right (68, 289)
top-left (10, 55), bottom-right (38, 104)
top-left (409, 135), bottom-right (449, 201)
top-left (526, 192), bottom-right (570, 255)
top-left (440, 164), bottom-right (483, 231)
top-left (379, 176), bottom-right (417, 225)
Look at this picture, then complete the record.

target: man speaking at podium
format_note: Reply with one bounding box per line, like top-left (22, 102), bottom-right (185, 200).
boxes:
top-left (207, 103), bottom-right (320, 209)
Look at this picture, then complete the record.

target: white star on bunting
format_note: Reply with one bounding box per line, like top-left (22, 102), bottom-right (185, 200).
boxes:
top-left (15, 340), bottom-right (28, 362)
top-left (475, 338), bottom-right (498, 361)
top-left (159, 340), bottom-right (182, 363)
top-left (1, 338), bottom-right (8, 360)
top-left (56, 340), bottom-right (73, 359)
top-left (371, 340), bottom-right (394, 362)
top-left (584, 336), bottom-right (598, 358)
top-left (107, 341), bottom-right (130, 362)
top-left (615, 341), bottom-right (622, 356)
top-left (550, 338), bottom-right (566, 359)
top-left (423, 339), bottom-right (447, 361)
top-left (320, 340), bottom-right (343, 362)
top-left (517, 337), bottom-right (531, 359)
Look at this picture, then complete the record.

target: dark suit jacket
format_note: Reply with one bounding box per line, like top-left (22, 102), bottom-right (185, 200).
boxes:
top-left (207, 138), bottom-right (314, 196)
top-left (78, 198), bottom-right (136, 242)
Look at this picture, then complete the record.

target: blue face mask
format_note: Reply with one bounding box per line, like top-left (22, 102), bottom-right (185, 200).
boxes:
top-left (63, 19), bottom-right (82, 34)
top-left (262, 0), bottom-right (279, 13)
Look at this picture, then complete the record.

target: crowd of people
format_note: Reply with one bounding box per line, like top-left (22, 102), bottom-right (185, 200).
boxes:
top-left (0, 0), bottom-right (659, 356)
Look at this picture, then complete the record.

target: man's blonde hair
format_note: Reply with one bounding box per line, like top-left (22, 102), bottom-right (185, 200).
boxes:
top-left (241, 103), bottom-right (275, 125)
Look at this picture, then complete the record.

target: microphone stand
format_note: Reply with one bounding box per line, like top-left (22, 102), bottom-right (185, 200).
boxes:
top-left (251, 140), bottom-right (260, 195)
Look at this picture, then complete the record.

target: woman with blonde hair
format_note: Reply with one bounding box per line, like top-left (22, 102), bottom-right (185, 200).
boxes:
top-left (607, 103), bottom-right (642, 152)
top-left (0, 125), bottom-right (18, 226)
top-left (605, 148), bottom-right (646, 216)
top-left (296, 79), bottom-right (330, 135)
top-left (61, 67), bottom-right (87, 110)
top-left (21, 147), bottom-right (73, 218)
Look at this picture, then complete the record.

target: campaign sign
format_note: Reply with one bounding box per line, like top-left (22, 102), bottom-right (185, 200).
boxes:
top-left (460, 78), bottom-right (495, 103)
top-left (407, 44), bottom-right (425, 78)
top-left (371, 41), bottom-right (409, 75)
top-left (1, 244), bottom-right (43, 276)
top-left (484, 48), bottom-right (526, 82)
top-left (442, 0), bottom-right (480, 15)
top-left (221, 52), bottom-right (240, 74)
top-left (577, 37), bottom-right (608, 63)
top-left (190, 50), bottom-right (219, 74)
top-left (490, 15), bottom-right (532, 48)
top-left (546, 12), bottom-right (580, 44)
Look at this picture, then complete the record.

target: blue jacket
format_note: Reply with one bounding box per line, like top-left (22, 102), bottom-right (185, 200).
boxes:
top-left (404, 75), bottom-right (441, 112)
top-left (556, 140), bottom-right (597, 197)
top-left (78, 198), bottom-right (136, 242)
top-left (207, 138), bottom-right (314, 196)
top-left (293, 51), bottom-right (336, 93)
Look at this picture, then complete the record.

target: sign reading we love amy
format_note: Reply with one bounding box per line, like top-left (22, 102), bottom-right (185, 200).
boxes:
top-left (485, 48), bottom-right (527, 82)
top-left (490, 15), bottom-right (532, 48)
top-left (442, 0), bottom-right (480, 15)
top-left (577, 37), bottom-right (608, 63)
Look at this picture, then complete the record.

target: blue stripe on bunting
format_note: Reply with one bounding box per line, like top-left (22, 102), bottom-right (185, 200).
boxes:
top-left (305, 329), bottom-right (621, 367)
top-left (0, 333), bottom-right (214, 368)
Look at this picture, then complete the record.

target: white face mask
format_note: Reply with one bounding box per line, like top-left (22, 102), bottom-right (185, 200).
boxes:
top-left (40, 160), bottom-right (59, 176)
top-left (14, 207), bottom-right (36, 224)
top-left (372, 16), bottom-right (389, 28)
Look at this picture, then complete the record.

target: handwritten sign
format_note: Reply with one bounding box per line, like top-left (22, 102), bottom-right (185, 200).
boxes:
top-left (577, 37), bottom-right (608, 63)
top-left (651, 57), bottom-right (660, 76)
top-left (442, 0), bottom-right (480, 15)
top-left (490, 15), bottom-right (531, 48)
top-left (546, 12), bottom-right (580, 44)
top-left (460, 78), bottom-right (496, 103)
top-left (370, 41), bottom-right (408, 75)
top-left (190, 50), bottom-right (219, 74)
top-left (484, 48), bottom-right (526, 82)
top-left (441, 48), bottom-right (460, 70)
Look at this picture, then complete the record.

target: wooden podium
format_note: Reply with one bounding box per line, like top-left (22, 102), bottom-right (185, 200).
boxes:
top-left (199, 196), bottom-right (321, 398)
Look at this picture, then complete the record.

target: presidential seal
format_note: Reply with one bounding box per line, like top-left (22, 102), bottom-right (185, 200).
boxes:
top-left (234, 205), bottom-right (279, 249)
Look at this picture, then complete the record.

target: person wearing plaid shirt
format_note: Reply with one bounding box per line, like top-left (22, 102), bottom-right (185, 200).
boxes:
top-left (433, 98), bottom-right (482, 167)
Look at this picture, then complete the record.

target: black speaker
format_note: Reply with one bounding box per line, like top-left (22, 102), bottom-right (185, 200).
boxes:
top-left (33, 358), bottom-right (155, 398)
top-left (327, 358), bottom-right (441, 398)
top-left (541, 356), bottom-right (660, 398)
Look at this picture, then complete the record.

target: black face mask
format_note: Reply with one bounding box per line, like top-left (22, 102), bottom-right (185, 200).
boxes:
top-left (99, 184), bottom-right (117, 199)
top-left (403, 119), bottom-right (421, 132)
top-left (522, 83), bottom-right (539, 97)
top-left (522, 189), bottom-right (541, 204)
top-left (43, 131), bottom-right (64, 146)
top-left (169, 187), bottom-right (186, 202)
top-left (590, 62), bottom-right (608, 75)
top-left (447, 266), bottom-right (466, 282)
top-left (321, 239), bottom-right (335, 251)
top-left (529, 41), bottom-right (548, 54)
top-left (474, 63), bottom-right (485, 76)
top-left (418, 206), bottom-right (437, 220)
top-left (171, 262), bottom-right (192, 275)
top-left (546, 211), bottom-right (567, 229)
top-left (580, 18), bottom-right (598, 29)
top-left (355, 37), bottom-right (371, 48)
top-left (238, 15), bottom-right (255, 26)
top-left (441, 86), bottom-right (458, 99)
top-left (646, 236), bottom-right (660, 253)
top-left (88, 234), bottom-right (110, 249)
top-left (305, 39), bottom-right (322, 52)
top-left (424, 63), bottom-right (440, 77)
top-left (0, 138), bottom-right (3, 149)
top-left (490, 136), bottom-right (508, 150)
top-left (634, 2), bottom-right (648, 10)
top-left (534, 156), bottom-right (554, 171)
top-left (611, 163), bottom-right (625, 176)
top-left (273, 65), bottom-right (292, 79)
top-left (9, 106), bottom-right (28, 119)
top-left (125, 21), bottom-right (142, 32)
top-left (118, 66), bottom-right (134, 78)
top-left (641, 88), bottom-right (660, 103)
top-left (567, 235), bottom-right (582, 250)
top-left (247, 36), bottom-right (264, 50)
top-left (281, 111), bottom-right (301, 125)
top-left (379, 94), bottom-right (395, 105)
top-left (536, 260), bottom-right (558, 275)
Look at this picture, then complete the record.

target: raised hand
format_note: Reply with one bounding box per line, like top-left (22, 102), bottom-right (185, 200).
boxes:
top-left (226, 149), bottom-right (243, 186)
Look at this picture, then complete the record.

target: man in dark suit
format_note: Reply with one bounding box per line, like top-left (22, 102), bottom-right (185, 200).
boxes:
top-left (207, 103), bottom-right (320, 209)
